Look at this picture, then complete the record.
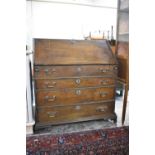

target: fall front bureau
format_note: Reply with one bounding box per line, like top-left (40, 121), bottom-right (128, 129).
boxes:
top-left (34, 39), bottom-right (118, 129)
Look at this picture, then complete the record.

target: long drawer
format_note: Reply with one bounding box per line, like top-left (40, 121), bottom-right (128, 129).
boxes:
top-left (36, 101), bottom-right (115, 124)
top-left (34, 65), bottom-right (118, 79)
top-left (36, 87), bottom-right (115, 107)
top-left (35, 77), bottom-right (115, 90)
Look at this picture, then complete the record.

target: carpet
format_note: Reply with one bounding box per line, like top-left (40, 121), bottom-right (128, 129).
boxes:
top-left (26, 126), bottom-right (129, 155)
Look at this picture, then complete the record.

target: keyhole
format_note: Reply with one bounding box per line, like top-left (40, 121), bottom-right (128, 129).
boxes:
top-left (75, 79), bottom-right (81, 84)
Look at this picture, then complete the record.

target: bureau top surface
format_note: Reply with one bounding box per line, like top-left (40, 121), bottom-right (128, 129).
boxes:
top-left (34, 39), bottom-right (117, 65)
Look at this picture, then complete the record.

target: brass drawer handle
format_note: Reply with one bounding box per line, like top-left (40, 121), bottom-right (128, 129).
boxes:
top-left (52, 68), bottom-right (56, 72)
top-left (47, 112), bottom-right (56, 118)
top-left (44, 69), bottom-right (49, 75)
top-left (113, 66), bottom-right (118, 70)
top-left (44, 69), bottom-right (49, 72)
top-left (47, 85), bottom-right (54, 88)
top-left (46, 81), bottom-right (56, 88)
top-left (48, 97), bottom-right (56, 102)
top-left (75, 79), bottom-right (81, 84)
top-left (99, 68), bottom-right (109, 73)
top-left (100, 92), bottom-right (108, 97)
top-left (96, 106), bottom-right (107, 112)
top-left (44, 68), bottom-right (56, 74)
top-left (45, 96), bottom-right (56, 102)
top-left (35, 68), bottom-right (39, 72)
top-left (49, 115), bottom-right (55, 118)
top-left (100, 80), bottom-right (109, 85)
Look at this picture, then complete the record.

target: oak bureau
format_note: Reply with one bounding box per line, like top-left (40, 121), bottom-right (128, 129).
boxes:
top-left (33, 39), bottom-right (118, 129)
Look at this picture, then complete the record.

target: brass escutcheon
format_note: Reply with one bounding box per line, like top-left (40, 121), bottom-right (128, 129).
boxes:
top-left (75, 105), bottom-right (81, 110)
top-left (76, 90), bottom-right (81, 95)
top-left (75, 79), bottom-right (81, 84)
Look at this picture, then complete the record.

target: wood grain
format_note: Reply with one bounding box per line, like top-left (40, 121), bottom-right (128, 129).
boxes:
top-left (34, 39), bottom-right (118, 128)
top-left (34, 39), bottom-right (117, 65)
top-left (36, 101), bottom-right (115, 124)
top-left (35, 77), bottom-right (115, 90)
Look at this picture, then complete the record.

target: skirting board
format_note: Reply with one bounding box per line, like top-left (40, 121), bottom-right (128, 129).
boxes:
top-left (26, 121), bottom-right (35, 135)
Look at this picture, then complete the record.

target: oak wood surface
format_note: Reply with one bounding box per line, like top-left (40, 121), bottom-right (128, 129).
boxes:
top-left (116, 41), bottom-right (129, 85)
top-left (34, 39), bottom-right (117, 65)
top-left (36, 86), bottom-right (115, 107)
top-left (35, 77), bottom-right (115, 90)
top-left (34, 39), bottom-right (118, 128)
top-left (36, 101), bottom-right (115, 124)
top-left (34, 65), bottom-right (118, 79)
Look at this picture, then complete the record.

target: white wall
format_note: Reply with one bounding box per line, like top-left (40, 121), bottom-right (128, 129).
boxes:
top-left (26, 0), bottom-right (118, 79)
top-left (27, 1), bottom-right (117, 48)
top-left (27, 1), bottom-right (33, 51)
top-left (32, 0), bottom-right (117, 8)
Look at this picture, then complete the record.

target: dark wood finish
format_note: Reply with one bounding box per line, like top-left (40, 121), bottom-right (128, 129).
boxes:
top-left (36, 101), bottom-right (115, 124)
top-left (34, 39), bottom-right (117, 65)
top-left (35, 77), bottom-right (115, 89)
top-left (34, 65), bottom-right (118, 79)
top-left (117, 41), bottom-right (129, 84)
top-left (111, 45), bottom-right (116, 55)
top-left (36, 86), bottom-right (115, 107)
top-left (35, 113), bottom-right (117, 128)
top-left (34, 39), bottom-right (118, 129)
top-left (122, 84), bottom-right (128, 124)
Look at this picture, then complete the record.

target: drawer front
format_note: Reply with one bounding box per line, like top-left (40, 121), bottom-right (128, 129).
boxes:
top-left (36, 101), bottom-right (114, 124)
top-left (34, 65), bottom-right (118, 79)
top-left (35, 77), bottom-right (115, 89)
top-left (36, 87), bottom-right (115, 106)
